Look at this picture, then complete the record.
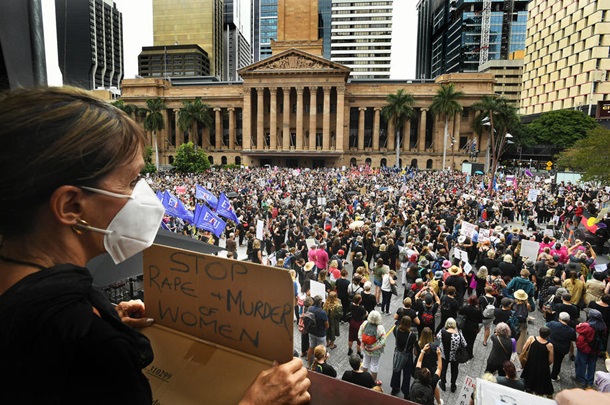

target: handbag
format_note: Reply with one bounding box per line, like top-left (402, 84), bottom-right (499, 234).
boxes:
top-left (455, 345), bottom-right (470, 364)
top-left (392, 332), bottom-right (411, 372)
top-left (456, 314), bottom-right (466, 330)
top-left (390, 282), bottom-right (398, 296)
top-left (518, 342), bottom-right (530, 368)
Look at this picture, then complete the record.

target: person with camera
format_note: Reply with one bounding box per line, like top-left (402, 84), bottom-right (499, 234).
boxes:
top-left (411, 343), bottom-right (443, 405)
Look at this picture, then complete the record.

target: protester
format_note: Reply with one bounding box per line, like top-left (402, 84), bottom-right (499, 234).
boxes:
top-left (547, 312), bottom-right (577, 381)
top-left (341, 354), bottom-right (376, 388)
top-left (390, 316), bottom-right (417, 398)
top-left (306, 295), bottom-right (329, 366)
top-left (310, 345), bottom-right (337, 377)
top-left (485, 322), bottom-right (514, 376)
top-left (347, 294), bottom-right (366, 358)
top-left (459, 295), bottom-right (483, 358)
top-left (358, 310), bottom-right (386, 382)
top-left (323, 291), bottom-right (343, 350)
top-left (575, 309), bottom-right (608, 388)
top-left (521, 326), bottom-right (554, 397)
top-left (437, 318), bottom-right (467, 393)
top-left (495, 361), bottom-right (525, 391)
top-left (411, 344), bottom-right (443, 405)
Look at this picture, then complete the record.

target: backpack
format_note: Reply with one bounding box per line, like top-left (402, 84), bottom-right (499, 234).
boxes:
top-left (589, 328), bottom-right (606, 353)
top-left (507, 312), bottom-right (521, 340)
top-left (514, 302), bottom-right (528, 323)
top-left (431, 258), bottom-right (444, 272)
top-left (299, 309), bottom-right (318, 334)
top-left (420, 306), bottom-right (435, 327)
top-left (482, 296), bottom-right (496, 319)
top-left (361, 322), bottom-right (379, 345)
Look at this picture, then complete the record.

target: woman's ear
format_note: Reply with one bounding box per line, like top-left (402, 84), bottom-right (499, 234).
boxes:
top-left (49, 185), bottom-right (86, 226)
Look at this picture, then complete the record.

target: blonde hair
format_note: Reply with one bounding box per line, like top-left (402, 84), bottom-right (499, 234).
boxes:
top-left (313, 345), bottom-right (327, 362)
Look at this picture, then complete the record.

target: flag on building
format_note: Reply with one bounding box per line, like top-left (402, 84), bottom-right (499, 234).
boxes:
top-left (195, 184), bottom-right (219, 207)
top-left (215, 193), bottom-right (240, 224)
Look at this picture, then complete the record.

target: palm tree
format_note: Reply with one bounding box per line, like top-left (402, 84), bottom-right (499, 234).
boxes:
top-left (382, 89), bottom-right (416, 167)
top-left (178, 98), bottom-right (212, 149)
top-left (429, 83), bottom-right (464, 171)
top-left (111, 99), bottom-right (138, 118)
top-left (472, 96), bottom-right (518, 192)
top-left (143, 98), bottom-right (166, 171)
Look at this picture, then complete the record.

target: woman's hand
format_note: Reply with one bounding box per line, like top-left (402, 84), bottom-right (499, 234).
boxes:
top-left (115, 299), bottom-right (154, 328)
top-left (239, 358), bottom-right (311, 405)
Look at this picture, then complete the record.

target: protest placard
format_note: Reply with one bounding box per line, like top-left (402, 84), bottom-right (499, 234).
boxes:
top-left (460, 221), bottom-right (476, 239)
top-left (520, 240), bottom-right (540, 259)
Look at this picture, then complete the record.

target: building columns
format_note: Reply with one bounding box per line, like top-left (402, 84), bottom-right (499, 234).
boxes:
top-left (173, 109), bottom-right (181, 148)
top-left (228, 107), bottom-right (235, 149)
top-left (242, 87), bottom-right (252, 149)
top-left (453, 113), bottom-right (461, 152)
top-left (373, 107), bottom-right (381, 151)
top-left (309, 86), bottom-right (317, 150)
top-left (387, 116), bottom-right (395, 151)
top-left (357, 107), bottom-right (366, 151)
top-left (296, 86), bottom-right (304, 150)
top-left (214, 107), bottom-right (222, 149)
top-left (336, 86), bottom-right (345, 151)
top-left (403, 119), bottom-right (411, 152)
top-left (418, 108), bottom-right (428, 151)
top-left (269, 87), bottom-right (277, 150)
top-left (256, 87), bottom-right (264, 150)
top-left (282, 87), bottom-right (290, 150)
top-left (323, 86), bottom-right (331, 150)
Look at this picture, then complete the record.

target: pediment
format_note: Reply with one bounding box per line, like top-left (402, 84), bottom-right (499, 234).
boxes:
top-left (239, 48), bottom-right (351, 76)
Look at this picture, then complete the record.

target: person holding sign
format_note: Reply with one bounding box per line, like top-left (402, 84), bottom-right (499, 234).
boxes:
top-left (0, 87), bottom-right (311, 405)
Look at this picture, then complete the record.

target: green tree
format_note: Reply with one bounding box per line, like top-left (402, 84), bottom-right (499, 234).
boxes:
top-left (527, 109), bottom-right (599, 148)
top-left (556, 127), bottom-right (610, 185)
top-left (472, 96), bottom-right (518, 191)
top-left (111, 99), bottom-right (138, 117)
top-left (141, 146), bottom-right (157, 174)
top-left (172, 141), bottom-right (211, 173)
top-left (429, 83), bottom-right (464, 170)
top-left (178, 98), bottom-right (213, 148)
top-left (143, 98), bottom-right (167, 171)
top-left (382, 89), bottom-right (416, 167)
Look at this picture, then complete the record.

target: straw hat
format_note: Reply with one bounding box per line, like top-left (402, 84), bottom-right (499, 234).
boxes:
top-left (448, 265), bottom-right (462, 275)
top-left (304, 261), bottom-right (315, 272)
top-left (494, 225), bottom-right (504, 232)
top-left (514, 289), bottom-right (528, 301)
top-left (419, 259), bottom-right (430, 268)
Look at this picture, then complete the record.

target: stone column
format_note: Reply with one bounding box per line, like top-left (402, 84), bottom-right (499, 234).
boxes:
top-left (373, 107), bottom-right (381, 151)
top-left (160, 109), bottom-right (169, 156)
top-left (357, 107), bottom-right (366, 151)
top-left (269, 87), bottom-right (277, 150)
top-left (323, 86), bottom-right (331, 150)
top-left (214, 107), bottom-right (222, 149)
top-left (336, 86), bottom-right (345, 151)
top-left (282, 87), bottom-right (290, 150)
top-left (387, 117), bottom-right (395, 151)
top-left (242, 87), bottom-right (252, 150)
top-left (296, 86), bottom-right (304, 150)
top-left (173, 109), bottom-right (181, 148)
top-left (309, 86), bottom-right (317, 150)
top-left (453, 113), bottom-right (461, 152)
top-left (256, 87), bottom-right (264, 150)
top-left (418, 108), bottom-right (428, 151)
top-left (403, 119), bottom-right (411, 152)
top-left (228, 107), bottom-right (235, 149)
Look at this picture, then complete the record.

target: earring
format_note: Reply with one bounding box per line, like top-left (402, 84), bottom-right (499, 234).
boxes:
top-left (72, 219), bottom-right (90, 235)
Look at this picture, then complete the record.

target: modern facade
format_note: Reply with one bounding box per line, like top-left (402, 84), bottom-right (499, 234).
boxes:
top-left (138, 45), bottom-right (211, 78)
top-left (521, 0), bottom-right (610, 116)
top-left (479, 52), bottom-right (524, 108)
top-left (152, 0), bottom-right (224, 79)
top-left (55, 0), bottom-right (124, 90)
top-left (224, 0), bottom-right (252, 81)
top-left (319, 0), bottom-right (332, 60)
top-left (330, 0), bottom-right (393, 79)
top-left (259, 0), bottom-right (278, 60)
top-left (416, 0), bottom-right (529, 79)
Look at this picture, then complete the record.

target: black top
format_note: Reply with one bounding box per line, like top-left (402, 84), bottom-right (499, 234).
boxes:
top-left (496, 376), bottom-right (525, 391)
top-left (341, 370), bottom-right (375, 388)
top-left (335, 278), bottom-right (350, 300)
top-left (0, 264), bottom-right (153, 405)
top-left (588, 302), bottom-right (610, 329)
top-left (311, 361), bottom-right (337, 378)
top-left (395, 328), bottom-right (416, 352)
top-left (361, 292), bottom-right (377, 313)
top-left (487, 334), bottom-right (513, 366)
top-left (395, 307), bottom-right (418, 327)
top-left (440, 295), bottom-right (460, 318)
top-left (349, 303), bottom-right (368, 322)
top-left (444, 275), bottom-right (468, 300)
top-left (553, 302), bottom-right (580, 325)
top-left (309, 306), bottom-right (329, 337)
top-left (546, 320), bottom-right (576, 353)
top-left (493, 308), bottom-right (512, 325)
top-left (459, 304), bottom-right (483, 332)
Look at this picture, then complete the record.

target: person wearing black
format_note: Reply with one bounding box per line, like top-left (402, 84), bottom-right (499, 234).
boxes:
top-left (493, 298), bottom-right (514, 326)
top-left (394, 297), bottom-right (420, 331)
top-left (485, 322), bottom-right (514, 376)
top-left (347, 294), bottom-right (367, 358)
top-left (437, 286), bottom-right (460, 333)
top-left (341, 354), bottom-right (375, 388)
top-left (498, 254), bottom-right (518, 280)
top-left (390, 316), bottom-right (417, 398)
top-left (444, 265), bottom-right (468, 304)
top-left (335, 269), bottom-right (351, 322)
top-left (351, 252), bottom-right (366, 276)
top-left (546, 311), bottom-right (577, 381)
top-left (361, 282), bottom-right (377, 314)
top-left (459, 295), bottom-right (483, 358)
top-left (496, 361), bottom-right (525, 391)
top-left (411, 344), bottom-right (443, 405)
top-left (553, 293), bottom-right (580, 325)
top-left (310, 345), bottom-right (337, 377)
top-left (415, 289), bottom-right (440, 335)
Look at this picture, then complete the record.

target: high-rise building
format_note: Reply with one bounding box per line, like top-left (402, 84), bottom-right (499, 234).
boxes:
top-left (259, 0), bottom-right (277, 60)
top-left (138, 45), bottom-right (211, 78)
top-left (521, 0), bottom-right (610, 116)
top-left (152, 0), bottom-right (224, 79)
top-left (55, 0), bottom-right (124, 90)
top-left (273, 0), bottom-right (323, 56)
top-left (319, 0), bottom-right (332, 60)
top-left (416, 0), bottom-right (529, 79)
top-left (330, 0), bottom-right (393, 79)
top-left (224, 0), bottom-right (252, 81)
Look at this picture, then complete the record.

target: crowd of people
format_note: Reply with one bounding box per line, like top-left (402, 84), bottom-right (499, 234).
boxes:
top-left (151, 164), bottom-right (610, 403)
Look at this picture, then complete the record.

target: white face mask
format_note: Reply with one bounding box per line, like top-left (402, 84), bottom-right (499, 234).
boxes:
top-left (81, 179), bottom-right (165, 264)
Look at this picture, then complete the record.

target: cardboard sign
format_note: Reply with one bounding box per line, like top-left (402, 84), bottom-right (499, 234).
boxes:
top-left (455, 375), bottom-right (476, 405)
top-left (460, 221), bottom-right (476, 238)
top-left (527, 189), bottom-right (539, 202)
top-left (306, 238), bottom-right (317, 249)
top-left (520, 240), bottom-right (540, 259)
top-left (310, 280), bottom-right (326, 301)
top-left (256, 219), bottom-right (264, 241)
top-left (475, 378), bottom-right (555, 405)
top-left (143, 244), bottom-right (294, 364)
top-left (478, 229), bottom-right (491, 242)
top-left (454, 248), bottom-right (468, 263)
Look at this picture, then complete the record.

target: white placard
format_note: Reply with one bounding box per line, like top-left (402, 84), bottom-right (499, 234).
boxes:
top-left (543, 229), bottom-right (554, 237)
top-left (454, 248), bottom-right (469, 263)
top-left (520, 239), bottom-right (540, 259)
top-left (479, 229), bottom-right (491, 242)
top-left (256, 219), bottom-right (264, 241)
top-left (463, 262), bottom-right (473, 274)
top-left (310, 280), bottom-right (326, 301)
top-left (305, 238), bottom-right (317, 249)
top-left (527, 189), bottom-right (539, 202)
top-left (534, 176), bottom-right (541, 183)
top-left (595, 264), bottom-right (607, 272)
top-left (460, 221), bottom-right (476, 238)
top-left (455, 375), bottom-right (477, 405)
top-left (475, 378), bottom-right (555, 405)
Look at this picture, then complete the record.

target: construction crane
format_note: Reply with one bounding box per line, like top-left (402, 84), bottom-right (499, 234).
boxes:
top-left (479, 0), bottom-right (492, 67)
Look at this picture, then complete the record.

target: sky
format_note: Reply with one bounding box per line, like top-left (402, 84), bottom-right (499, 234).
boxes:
top-left (43, 0), bottom-right (418, 85)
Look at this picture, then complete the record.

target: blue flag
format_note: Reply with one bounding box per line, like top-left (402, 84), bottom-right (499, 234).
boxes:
top-left (195, 203), bottom-right (226, 237)
top-left (195, 184), bottom-right (219, 207)
top-left (160, 220), bottom-right (170, 231)
top-left (162, 191), bottom-right (194, 224)
top-left (156, 190), bottom-right (163, 201)
top-left (493, 178), bottom-right (499, 191)
top-left (215, 193), bottom-right (240, 224)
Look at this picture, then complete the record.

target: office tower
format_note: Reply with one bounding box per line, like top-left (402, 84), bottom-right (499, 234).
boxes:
top-left (318, 0), bottom-right (332, 60)
top-left (224, 0), bottom-right (252, 81)
top-left (55, 0), bottom-right (123, 90)
top-left (138, 45), bottom-right (211, 78)
top-left (273, 0), bottom-right (322, 56)
top-left (153, 0), bottom-right (224, 79)
top-left (521, 0), bottom-right (610, 116)
top-left (416, 0), bottom-right (529, 79)
top-left (259, 0), bottom-right (277, 60)
top-left (330, 0), bottom-right (394, 79)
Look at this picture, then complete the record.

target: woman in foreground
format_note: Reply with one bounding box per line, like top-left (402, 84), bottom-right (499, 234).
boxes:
top-left (0, 87), bottom-right (310, 405)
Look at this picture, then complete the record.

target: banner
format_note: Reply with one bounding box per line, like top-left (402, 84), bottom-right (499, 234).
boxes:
top-left (162, 191), bottom-right (194, 224)
top-left (216, 193), bottom-right (240, 224)
top-left (527, 189), bottom-right (539, 202)
top-left (193, 203), bottom-right (226, 237)
top-left (195, 184), bottom-right (219, 207)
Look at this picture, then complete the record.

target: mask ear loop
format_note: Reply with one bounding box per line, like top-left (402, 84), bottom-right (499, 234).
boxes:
top-left (72, 219), bottom-right (91, 235)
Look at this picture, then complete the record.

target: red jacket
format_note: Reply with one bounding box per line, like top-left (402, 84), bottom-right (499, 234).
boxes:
top-left (576, 323), bottom-right (597, 354)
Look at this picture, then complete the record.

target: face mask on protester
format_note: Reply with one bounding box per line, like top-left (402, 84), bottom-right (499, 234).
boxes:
top-left (80, 179), bottom-right (165, 264)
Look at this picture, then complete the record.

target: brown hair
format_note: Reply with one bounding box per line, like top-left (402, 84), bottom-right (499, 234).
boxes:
top-left (0, 87), bottom-right (145, 237)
